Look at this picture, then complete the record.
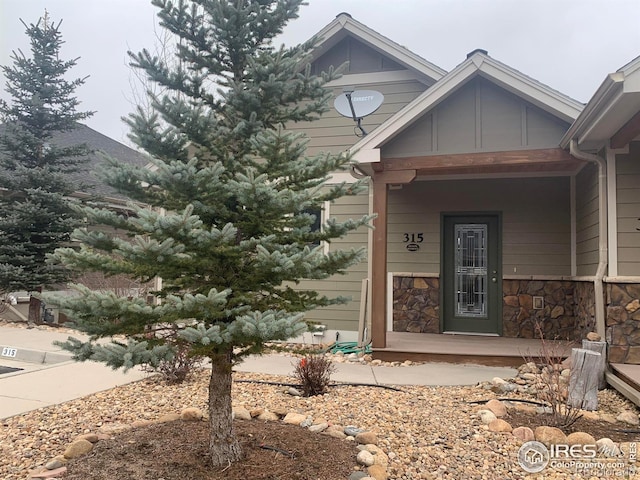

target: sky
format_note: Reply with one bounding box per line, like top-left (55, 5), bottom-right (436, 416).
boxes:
top-left (1, 0), bottom-right (640, 147)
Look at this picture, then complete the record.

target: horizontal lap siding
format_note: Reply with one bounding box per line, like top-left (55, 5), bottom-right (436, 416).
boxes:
top-left (387, 177), bottom-right (570, 276)
top-left (287, 80), bottom-right (427, 155)
top-left (616, 142), bottom-right (640, 276)
top-left (298, 191), bottom-right (370, 331)
top-left (576, 163), bottom-right (599, 276)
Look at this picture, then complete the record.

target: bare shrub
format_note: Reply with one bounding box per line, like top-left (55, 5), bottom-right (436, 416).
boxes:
top-left (523, 321), bottom-right (582, 430)
top-left (141, 326), bottom-right (204, 384)
top-left (293, 355), bottom-right (336, 396)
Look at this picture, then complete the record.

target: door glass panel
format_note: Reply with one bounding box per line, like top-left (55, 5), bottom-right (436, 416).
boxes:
top-left (454, 224), bottom-right (487, 317)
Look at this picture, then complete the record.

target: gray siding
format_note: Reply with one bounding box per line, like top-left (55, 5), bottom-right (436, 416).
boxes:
top-left (381, 77), bottom-right (570, 158)
top-left (387, 177), bottom-right (571, 276)
top-left (616, 142), bottom-right (640, 276)
top-left (575, 163), bottom-right (600, 276)
top-left (300, 191), bottom-right (369, 331)
top-left (312, 37), bottom-right (405, 76)
top-left (287, 80), bottom-right (428, 155)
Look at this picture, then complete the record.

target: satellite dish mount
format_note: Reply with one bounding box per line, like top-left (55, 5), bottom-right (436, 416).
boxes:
top-left (334, 88), bottom-right (384, 137)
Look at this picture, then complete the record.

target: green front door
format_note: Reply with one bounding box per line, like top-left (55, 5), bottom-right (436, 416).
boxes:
top-left (442, 215), bottom-right (501, 334)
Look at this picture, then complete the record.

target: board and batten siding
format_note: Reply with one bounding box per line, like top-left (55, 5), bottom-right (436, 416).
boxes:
top-left (387, 177), bottom-right (571, 276)
top-left (616, 141), bottom-right (640, 276)
top-left (299, 191), bottom-right (370, 331)
top-left (381, 77), bottom-right (570, 158)
top-left (575, 163), bottom-right (600, 276)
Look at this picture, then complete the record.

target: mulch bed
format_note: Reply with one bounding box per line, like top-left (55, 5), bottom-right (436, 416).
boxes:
top-left (61, 419), bottom-right (360, 480)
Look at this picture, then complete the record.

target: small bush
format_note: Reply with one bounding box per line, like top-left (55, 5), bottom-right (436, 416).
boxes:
top-left (293, 355), bottom-right (336, 396)
top-left (141, 328), bottom-right (203, 384)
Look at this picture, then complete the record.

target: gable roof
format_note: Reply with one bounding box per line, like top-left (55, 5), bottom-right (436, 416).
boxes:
top-left (311, 13), bottom-right (447, 84)
top-left (560, 54), bottom-right (640, 150)
top-left (351, 50), bottom-right (585, 164)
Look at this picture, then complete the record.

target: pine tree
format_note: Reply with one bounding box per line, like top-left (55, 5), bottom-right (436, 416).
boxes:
top-left (46, 0), bottom-right (371, 466)
top-left (0, 12), bottom-right (93, 323)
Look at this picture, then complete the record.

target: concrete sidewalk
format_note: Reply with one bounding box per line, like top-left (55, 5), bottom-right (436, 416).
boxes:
top-left (0, 324), bottom-right (516, 420)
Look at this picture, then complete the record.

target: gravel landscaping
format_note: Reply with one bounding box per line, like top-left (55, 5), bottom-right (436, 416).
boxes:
top-left (2, 363), bottom-right (639, 480)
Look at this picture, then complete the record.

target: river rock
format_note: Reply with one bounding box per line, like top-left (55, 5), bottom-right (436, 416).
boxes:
top-left (63, 439), bottom-right (94, 459)
top-left (535, 426), bottom-right (567, 446)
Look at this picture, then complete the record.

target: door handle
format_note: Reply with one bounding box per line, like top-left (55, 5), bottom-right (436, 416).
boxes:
top-left (491, 277), bottom-right (497, 283)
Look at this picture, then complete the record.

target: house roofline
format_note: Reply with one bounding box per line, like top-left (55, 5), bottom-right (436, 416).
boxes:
top-left (351, 51), bottom-right (584, 162)
top-left (560, 54), bottom-right (640, 150)
top-left (311, 13), bottom-right (447, 83)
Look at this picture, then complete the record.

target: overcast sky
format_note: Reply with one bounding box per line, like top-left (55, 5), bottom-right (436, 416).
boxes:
top-left (2, 0), bottom-right (640, 147)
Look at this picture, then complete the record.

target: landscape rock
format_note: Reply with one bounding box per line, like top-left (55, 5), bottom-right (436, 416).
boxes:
top-left (322, 426), bottom-right (347, 439)
top-left (366, 464), bottom-right (388, 480)
top-left (181, 407), bottom-right (204, 421)
top-left (349, 472), bottom-right (370, 480)
top-left (344, 425), bottom-right (364, 436)
top-left (156, 413), bottom-right (181, 423)
top-left (63, 439), bottom-right (94, 459)
top-left (586, 332), bottom-right (602, 341)
top-left (232, 406), bottom-right (252, 420)
top-left (44, 456), bottom-right (66, 470)
top-left (287, 387), bottom-right (302, 397)
top-left (257, 410), bottom-right (279, 422)
top-left (488, 419), bottom-right (512, 433)
top-left (75, 433), bottom-right (99, 443)
top-left (535, 426), bottom-right (567, 446)
top-left (596, 438), bottom-right (622, 457)
top-left (357, 450), bottom-right (375, 467)
top-left (355, 431), bottom-right (378, 445)
top-left (566, 432), bottom-right (596, 445)
top-left (477, 409), bottom-right (497, 425)
top-left (512, 426), bottom-right (535, 442)
top-left (616, 411), bottom-right (639, 425)
top-left (28, 466), bottom-right (67, 479)
top-left (283, 412), bottom-right (307, 425)
top-left (485, 399), bottom-right (507, 417)
top-left (308, 422), bottom-right (328, 433)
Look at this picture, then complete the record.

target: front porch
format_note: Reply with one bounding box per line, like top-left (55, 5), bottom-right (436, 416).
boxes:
top-left (373, 331), bottom-right (576, 367)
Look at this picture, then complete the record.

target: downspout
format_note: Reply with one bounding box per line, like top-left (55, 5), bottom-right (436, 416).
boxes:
top-left (569, 139), bottom-right (607, 337)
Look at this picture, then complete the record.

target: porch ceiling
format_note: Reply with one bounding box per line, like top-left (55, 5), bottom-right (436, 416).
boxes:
top-left (377, 148), bottom-right (585, 176)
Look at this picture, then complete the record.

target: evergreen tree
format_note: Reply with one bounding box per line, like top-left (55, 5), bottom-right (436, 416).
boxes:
top-left (0, 12), bottom-right (93, 323)
top-left (47, 0), bottom-right (370, 466)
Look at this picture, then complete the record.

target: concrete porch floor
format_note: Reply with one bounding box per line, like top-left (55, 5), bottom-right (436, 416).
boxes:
top-left (373, 332), bottom-right (577, 367)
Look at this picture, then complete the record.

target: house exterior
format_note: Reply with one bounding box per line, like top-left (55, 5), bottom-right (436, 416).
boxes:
top-left (295, 13), bottom-right (640, 366)
top-left (0, 124), bottom-right (151, 323)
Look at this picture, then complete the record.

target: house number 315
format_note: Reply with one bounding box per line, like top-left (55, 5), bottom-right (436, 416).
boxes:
top-left (403, 233), bottom-right (424, 243)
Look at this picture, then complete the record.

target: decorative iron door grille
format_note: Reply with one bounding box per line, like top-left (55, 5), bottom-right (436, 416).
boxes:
top-left (454, 224), bottom-right (487, 317)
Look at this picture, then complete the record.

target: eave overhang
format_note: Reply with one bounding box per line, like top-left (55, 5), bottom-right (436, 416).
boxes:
top-left (351, 52), bottom-right (583, 165)
top-left (560, 55), bottom-right (640, 151)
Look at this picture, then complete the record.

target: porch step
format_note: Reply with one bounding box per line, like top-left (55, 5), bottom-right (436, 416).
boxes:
top-left (374, 332), bottom-right (575, 368)
top-left (607, 364), bottom-right (640, 407)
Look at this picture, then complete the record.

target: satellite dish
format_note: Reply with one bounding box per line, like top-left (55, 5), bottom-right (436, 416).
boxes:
top-left (334, 89), bottom-right (384, 136)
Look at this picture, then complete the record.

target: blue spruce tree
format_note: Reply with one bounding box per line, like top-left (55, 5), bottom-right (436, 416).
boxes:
top-left (47, 0), bottom-right (371, 465)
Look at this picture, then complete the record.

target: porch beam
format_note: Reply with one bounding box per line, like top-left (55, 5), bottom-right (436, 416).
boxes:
top-left (382, 148), bottom-right (577, 171)
top-left (610, 110), bottom-right (640, 149)
top-left (370, 168), bottom-right (416, 349)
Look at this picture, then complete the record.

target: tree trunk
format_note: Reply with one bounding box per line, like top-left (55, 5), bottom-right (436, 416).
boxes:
top-left (208, 350), bottom-right (242, 466)
top-left (28, 287), bottom-right (42, 325)
top-left (568, 348), bottom-right (600, 411)
top-left (582, 340), bottom-right (607, 390)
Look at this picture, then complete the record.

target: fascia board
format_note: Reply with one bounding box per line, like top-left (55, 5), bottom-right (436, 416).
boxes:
top-left (339, 18), bottom-right (447, 81)
top-left (310, 14), bottom-right (446, 82)
top-left (477, 59), bottom-right (583, 123)
top-left (560, 74), bottom-right (623, 148)
top-left (350, 61), bottom-right (478, 161)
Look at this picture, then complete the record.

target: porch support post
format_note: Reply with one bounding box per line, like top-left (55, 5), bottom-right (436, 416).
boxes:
top-left (370, 168), bottom-right (416, 349)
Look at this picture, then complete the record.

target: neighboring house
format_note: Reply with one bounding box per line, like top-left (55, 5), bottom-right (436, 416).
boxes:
top-left (0, 124), bottom-right (151, 321)
top-left (294, 13), bottom-right (640, 367)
